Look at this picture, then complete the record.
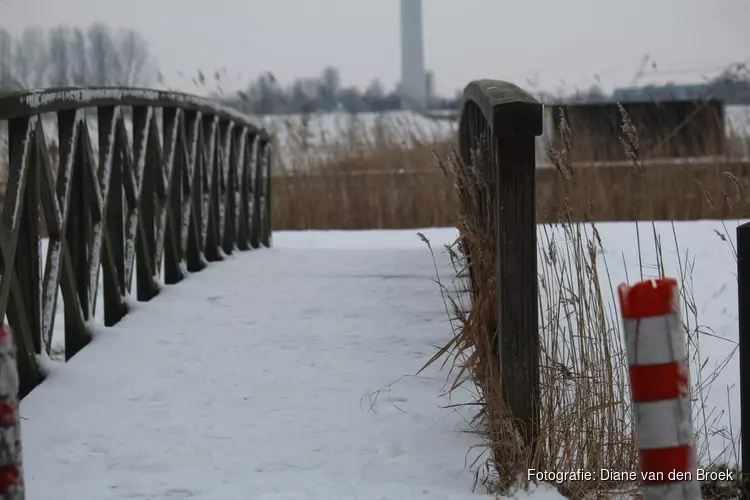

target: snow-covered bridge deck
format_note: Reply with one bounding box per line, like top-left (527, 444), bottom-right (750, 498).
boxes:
top-left (20, 229), bottom-right (499, 500)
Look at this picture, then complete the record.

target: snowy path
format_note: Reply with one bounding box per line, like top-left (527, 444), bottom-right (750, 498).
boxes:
top-left (19, 229), bottom-right (496, 500)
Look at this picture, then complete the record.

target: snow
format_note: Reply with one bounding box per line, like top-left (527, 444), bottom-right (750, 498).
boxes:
top-left (14, 87), bottom-right (265, 133)
top-left (542, 219), bottom-right (743, 465)
top-left (20, 229), bottom-right (507, 500)
top-left (16, 219), bottom-right (744, 498)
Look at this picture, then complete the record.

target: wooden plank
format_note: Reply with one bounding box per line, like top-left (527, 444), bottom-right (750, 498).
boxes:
top-left (123, 106), bottom-right (151, 292)
top-left (163, 108), bottom-right (185, 285)
top-left (236, 134), bottom-right (255, 250)
top-left (0, 117), bottom-right (35, 319)
top-left (9, 126), bottom-right (43, 396)
top-left (135, 109), bottom-right (159, 301)
top-left (86, 106), bottom-right (119, 319)
top-left (204, 120), bottom-right (230, 262)
top-left (40, 109), bottom-right (85, 355)
top-left (0, 88), bottom-right (267, 138)
top-left (222, 126), bottom-right (245, 254)
top-left (153, 107), bottom-right (180, 276)
top-left (64, 122), bottom-right (93, 359)
top-left (185, 115), bottom-right (207, 273)
top-left (101, 112), bottom-right (128, 326)
top-left (261, 144), bottom-right (272, 247)
top-left (249, 137), bottom-right (263, 249)
top-left (199, 116), bottom-right (218, 254)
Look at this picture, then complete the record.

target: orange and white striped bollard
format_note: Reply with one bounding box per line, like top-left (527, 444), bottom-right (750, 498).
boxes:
top-left (0, 327), bottom-right (24, 499)
top-left (618, 278), bottom-right (700, 500)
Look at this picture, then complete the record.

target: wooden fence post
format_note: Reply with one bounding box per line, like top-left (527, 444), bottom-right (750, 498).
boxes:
top-left (458, 80), bottom-right (543, 450)
top-left (618, 278), bottom-right (700, 499)
top-left (0, 327), bottom-right (25, 499)
top-left (738, 222), bottom-right (750, 499)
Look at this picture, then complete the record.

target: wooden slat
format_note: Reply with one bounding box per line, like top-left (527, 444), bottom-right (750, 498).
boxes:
top-left (64, 121), bottom-right (93, 359)
top-left (185, 113), bottom-right (206, 273)
top-left (223, 126), bottom-right (245, 254)
top-left (97, 107), bottom-right (128, 326)
top-left (236, 134), bottom-right (255, 250)
top-left (249, 135), bottom-right (263, 249)
top-left (9, 124), bottom-right (43, 396)
top-left (262, 146), bottom-right (273, 247)
top-left (0, 117), bottom-right (35, 319)
top-left (180, 111), bottom-right (200, 257)
top-left (204, 120), bottom-right (230, 262)
top-left (200, 116), bottom-right (218, 247)
top-left (163, 108), bottom-right (185, 285)
top-left (124, 106), bottom-right (152, 292)
top-left (153, 108), bottom-right (181, 278)
top-left (86, 106), bottom-right (119, 316)
top-left (135, 109), bottom-right (159, 301)
top-left (40, 109), bottom-right (85, 355)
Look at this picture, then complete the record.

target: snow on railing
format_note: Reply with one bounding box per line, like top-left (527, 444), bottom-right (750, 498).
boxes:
top-left (0, 87), bottom-right (274, 398)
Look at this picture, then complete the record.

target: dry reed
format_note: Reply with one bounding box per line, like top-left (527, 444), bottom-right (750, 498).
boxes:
top-left (419, 106), bottom-right (744, 498)
top-left (270, 108), bottom-right (750, 230)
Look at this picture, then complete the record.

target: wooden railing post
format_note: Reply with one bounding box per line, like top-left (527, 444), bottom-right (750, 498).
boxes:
top-left (738, 221), bottom-right (750, 499)
top-left (250, 136), bottom-right (263, 249)
top-left (458, 80), bottom-right (543, 451)
top-left (64, 120), bottom-right (92, 359)
top-left (261, 141), bottom-right (272, 247)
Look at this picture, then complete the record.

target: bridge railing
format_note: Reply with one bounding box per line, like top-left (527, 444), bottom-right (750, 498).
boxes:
top-left (0, 87), bottom-right (273, 398)
top-left (457, 80), bottom-right (543, 452)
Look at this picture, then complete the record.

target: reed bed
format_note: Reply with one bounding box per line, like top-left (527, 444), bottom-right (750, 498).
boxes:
top-left (419, 107), bottom-right (744, 498)
top-left (271, 108), bottom-right (750, 230)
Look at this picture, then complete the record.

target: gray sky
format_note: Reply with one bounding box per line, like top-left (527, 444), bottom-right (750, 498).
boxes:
top-left (1, 0), bottom-right (749, 96)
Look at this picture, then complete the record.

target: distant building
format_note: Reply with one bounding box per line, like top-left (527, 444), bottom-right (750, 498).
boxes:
top-left (425, 70), bottom-right (434, 103)
top-left (547, 99), bottom-right (726, 161)
top-left (399, 0), bottom-right (427, 111)
top-left (613, 78), bottom-right (750, 105)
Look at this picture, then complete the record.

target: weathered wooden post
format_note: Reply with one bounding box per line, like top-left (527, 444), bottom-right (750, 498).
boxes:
top-left (738, 222), bottom-right (750, 499)
top-left (0, 327), bottom-right (25, 499)
top-left (458, 80), bottom-right (543, 450)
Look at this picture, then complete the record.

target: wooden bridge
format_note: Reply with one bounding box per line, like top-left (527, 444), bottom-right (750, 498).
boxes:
top-left (0, 88), bottom-right (273, 398)
top-left (0, 82), bottom-right (546, 499)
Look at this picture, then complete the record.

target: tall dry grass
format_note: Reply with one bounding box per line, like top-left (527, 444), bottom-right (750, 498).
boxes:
top-left (418, 106), bottom-right (743, 498)
top-left (270, 112), bottom-right (458, 229)
top-left (270, 107), bottom-right (750, 230)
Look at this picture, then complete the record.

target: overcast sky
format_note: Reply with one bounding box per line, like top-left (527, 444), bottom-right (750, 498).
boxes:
top-left (1, 0), bottom-right (749, 96)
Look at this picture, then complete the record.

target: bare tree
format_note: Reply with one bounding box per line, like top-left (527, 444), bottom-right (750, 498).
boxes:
top-left (0, 28), bottom-right (15, 90)
top-left (87, 22), bottom-right (118, 86)
top-left (115, 29), bottom-right (154, 86)
top-left (70, 27), bottom-right (89, 86)
top-left (48, 26), bottom-right (72, 87)
top-left (14, 27), bottom-right (48, 89)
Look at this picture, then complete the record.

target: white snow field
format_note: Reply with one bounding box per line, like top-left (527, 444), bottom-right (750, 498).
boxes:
top-left (20, 228), bottom-right (564, 500)
top-left (17, 220), bottom-right (742, 499)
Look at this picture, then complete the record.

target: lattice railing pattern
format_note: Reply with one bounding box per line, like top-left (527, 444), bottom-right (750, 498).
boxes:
top-left (0, 88), bottom-right (273, 398)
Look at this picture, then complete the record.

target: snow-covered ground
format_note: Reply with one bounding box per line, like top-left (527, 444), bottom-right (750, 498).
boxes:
top-left (21, 228), bottom-right (542, 500)
top-left (17, 220), bottom-right (743, 498)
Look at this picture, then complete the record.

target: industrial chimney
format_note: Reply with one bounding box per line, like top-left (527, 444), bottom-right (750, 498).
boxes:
top-left (399, 0), bottom-right (427, 110)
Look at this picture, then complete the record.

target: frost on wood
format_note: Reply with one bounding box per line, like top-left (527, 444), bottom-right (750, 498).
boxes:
top-left (15, 88), bottom-right (265, 133)
top-left (41, 240), bottom-right (62, 351)
top-left (0, 85), bottom-right (274, 401)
